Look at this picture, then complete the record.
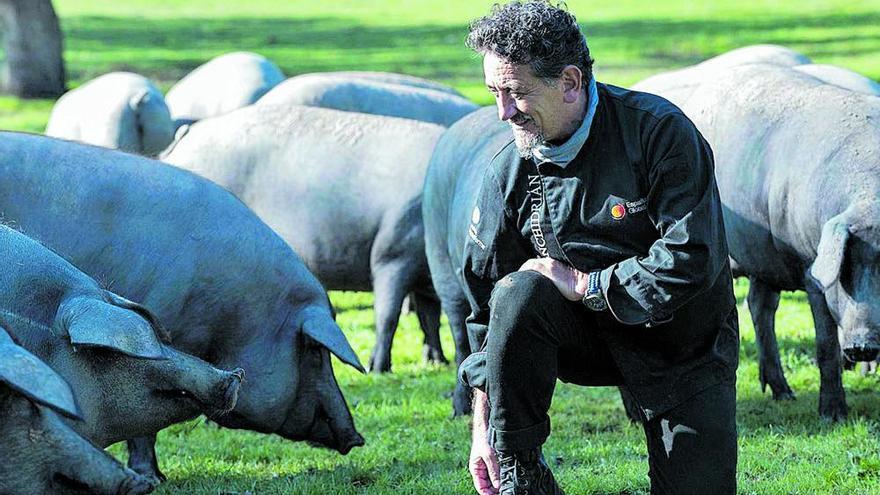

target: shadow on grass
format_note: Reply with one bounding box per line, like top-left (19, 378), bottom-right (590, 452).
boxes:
top-left (739, 334), bottom-right (817, 361)
top-left (58, 11), bottom-right (880, 85)
top-left (159, 458), bottom-right (472, 495)
top-left (736, 387), bottom-right (880, 432)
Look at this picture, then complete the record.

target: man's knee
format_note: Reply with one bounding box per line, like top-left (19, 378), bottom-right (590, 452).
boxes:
top-left (489, 270), bottom-right (559, 315)
top-left (485, 270), bottom-right (564, 347)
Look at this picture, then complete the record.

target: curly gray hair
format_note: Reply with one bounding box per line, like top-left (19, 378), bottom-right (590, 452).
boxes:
top-left (466, 1), bottom-right (594, 85)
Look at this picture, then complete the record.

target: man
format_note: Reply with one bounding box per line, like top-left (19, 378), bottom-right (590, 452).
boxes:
top-left (459, 2), bottom-right (740, 494)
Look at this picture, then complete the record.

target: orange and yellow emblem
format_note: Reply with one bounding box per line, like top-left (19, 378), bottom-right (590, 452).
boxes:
top-left (610, 203), bottom-right (627, 220)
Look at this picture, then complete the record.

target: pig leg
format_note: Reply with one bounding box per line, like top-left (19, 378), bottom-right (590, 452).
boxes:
top-left (747, 278), bottom-right (795, 400)
top-left (805, 284), bottom-right (848, 421)
top-left (126, 435), bottom-right (165, 483)
top-left (412, 292), bottom-right (448, 365)
top-left (446, 296), bottom-right (473, 416)
top-left (368, 264), bottom-right (411, 373)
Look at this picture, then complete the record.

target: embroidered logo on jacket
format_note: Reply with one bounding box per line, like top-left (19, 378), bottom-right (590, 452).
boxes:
top-left (527, 175), bottom-right (549, 257)
top-left (610, 197), bottom-right (647, 220)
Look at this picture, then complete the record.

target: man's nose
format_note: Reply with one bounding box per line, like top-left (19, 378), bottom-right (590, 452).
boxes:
top-left (496, 92), bottom-right (517, 121)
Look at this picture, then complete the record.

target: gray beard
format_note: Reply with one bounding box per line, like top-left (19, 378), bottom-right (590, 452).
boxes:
top-left (511, 126), bottom-right (544, 160)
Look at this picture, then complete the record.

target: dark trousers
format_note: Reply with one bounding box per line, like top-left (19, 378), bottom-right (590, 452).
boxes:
top-left (481, 270), bottom-right (737, 494)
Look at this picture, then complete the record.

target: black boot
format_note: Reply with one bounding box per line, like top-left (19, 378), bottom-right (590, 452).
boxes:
top-left (497, 448), bottom-right (565, 495)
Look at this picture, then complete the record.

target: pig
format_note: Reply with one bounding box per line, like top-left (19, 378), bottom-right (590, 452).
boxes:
top-left (162, 104), bottom-right (448, 373)
top-left (0, 326), bottom-right (156, 495)
top-left (165, 51), bottom-right (285, 123)
top-left (637, 63), bottom-right (880, 420)
top-left (422, 106), bottom-right (512, 415)
top-left (632, 44), bottom-right (811, 104)
top-left (792, 64), bottom-right (880, 96)
top-left (0, 132), bottom-right (365, 481)
top-left (291, 71), bottom-right (464, 97)
top-left (45, 72), bottom-right (174, 156)
top-left (0, 224), bottom-right (244, 480)
top-left (255, 74), bottom-right (478, 126)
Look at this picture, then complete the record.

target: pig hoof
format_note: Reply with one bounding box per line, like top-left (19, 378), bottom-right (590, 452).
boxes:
top-left (367, 354), bottom-right (391, 374)
top-left (819, 396), bottom-right (848, 422)
top-left (422, 344), bottom-right (449, 365)
top-left (121, 474), bottom-right (158, 494)
top-left (771, 387), bottom-right (796, 401)
top-left (127, 462), bottom-right (166, 485)
top-left (760, 370), bottom-right (795, 400)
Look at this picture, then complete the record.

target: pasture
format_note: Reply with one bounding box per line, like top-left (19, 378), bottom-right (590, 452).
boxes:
top-left (3, 0), bottom-right (880, 493)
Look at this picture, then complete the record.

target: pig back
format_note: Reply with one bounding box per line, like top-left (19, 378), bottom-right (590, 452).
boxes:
top-left (673, 64), bottom-right (880, 289)
top-left (256, 76), bottom-right (478, 127)
top-left (0, 132), bottom-right (312, 344)
top-left (163, 104), bottom-right (446, 289)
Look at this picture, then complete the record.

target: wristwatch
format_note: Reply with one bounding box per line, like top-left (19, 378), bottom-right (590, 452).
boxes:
top-left (581, 270), bottom-right (608, 312)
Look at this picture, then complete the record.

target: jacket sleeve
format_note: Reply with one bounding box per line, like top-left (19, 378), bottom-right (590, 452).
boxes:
top-left (600, 112), bottom-right (729, 326)
top-left (461, 168), bottom-right (530, 351)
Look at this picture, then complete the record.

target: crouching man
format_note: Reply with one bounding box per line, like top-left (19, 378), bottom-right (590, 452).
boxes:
top-left (459, 2), bottom-right (739, 494)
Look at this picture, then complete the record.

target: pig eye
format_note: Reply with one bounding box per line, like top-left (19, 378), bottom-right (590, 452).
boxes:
top-left (151, 388), bottom-right (193, 401)
top-left (76, 346), bottom-right (120, 364)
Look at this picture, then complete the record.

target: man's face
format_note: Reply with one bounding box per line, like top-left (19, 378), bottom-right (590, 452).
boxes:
top-left (483, 52), bottom-right (569, 158)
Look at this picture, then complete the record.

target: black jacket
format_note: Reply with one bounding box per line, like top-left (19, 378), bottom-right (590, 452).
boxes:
top-left (462, 83), bottom-right (739, 418)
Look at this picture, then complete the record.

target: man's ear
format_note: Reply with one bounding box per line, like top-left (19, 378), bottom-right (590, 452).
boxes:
top-left (560, 65), bottom-right (583, 103)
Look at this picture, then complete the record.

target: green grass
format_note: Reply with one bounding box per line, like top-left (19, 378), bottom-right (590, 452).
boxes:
top-left (102, 282), bottom-right (880, 494)
top-left (7, 1), bottom-right (880, 492)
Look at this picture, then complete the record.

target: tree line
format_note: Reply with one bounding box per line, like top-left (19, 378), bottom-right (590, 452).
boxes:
top-left (0, 0), bottom-right (65, 98)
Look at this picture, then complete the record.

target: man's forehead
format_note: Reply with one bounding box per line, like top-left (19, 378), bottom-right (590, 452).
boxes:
top-left (483, 53), bottom-right (536, 85)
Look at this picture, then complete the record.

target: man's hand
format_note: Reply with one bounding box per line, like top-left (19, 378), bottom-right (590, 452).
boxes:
top-left (519, 257), bottom-right (588, 301)
top-left (469, 389), bottom-right (500, 494)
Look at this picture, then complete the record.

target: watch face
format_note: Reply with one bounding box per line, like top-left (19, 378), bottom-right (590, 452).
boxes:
top-left (584, 294), bottom-right (607, 312)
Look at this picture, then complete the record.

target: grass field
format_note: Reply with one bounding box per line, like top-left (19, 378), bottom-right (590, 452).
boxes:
top-left (4, 0), bottom-right (880, 493)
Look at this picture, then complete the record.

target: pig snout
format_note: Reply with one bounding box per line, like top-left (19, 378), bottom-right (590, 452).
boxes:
top-left (211, 367), bottom-right (245, 416)
top-left (306, 403), bottom-right (366, 455)
top-left (841, 326), bottom-right (880, 362)
top-left (306, 378), bottom-right (364, 454)
top-left (157, 346), bottom-right (245, 416)
top-left (843, 342), bottom-right (880, 362)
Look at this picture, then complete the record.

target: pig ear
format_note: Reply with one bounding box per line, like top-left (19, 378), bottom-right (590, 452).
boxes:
top-left (129, 88), bottom-right (151, 112)
top-left (810, 213), bottom-right (850, 290)
top-left (0, 327), bottom-right (82, 419)
top-left (57, 296), bottom-right (167, 360)
top-left (302, 316), bottom-right (366, 373)
top-left (103, 291), bottom-right (173, 344)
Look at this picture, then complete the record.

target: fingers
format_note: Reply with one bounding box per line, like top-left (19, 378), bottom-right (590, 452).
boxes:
top-left (518, 258), bottom-right (582, 301)
top-left (486, 448), bottom-right (501, 491)
top-left (470, 456), bottom-right (499, 495)
top-left (519, 257), bottom-right (550, 277)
